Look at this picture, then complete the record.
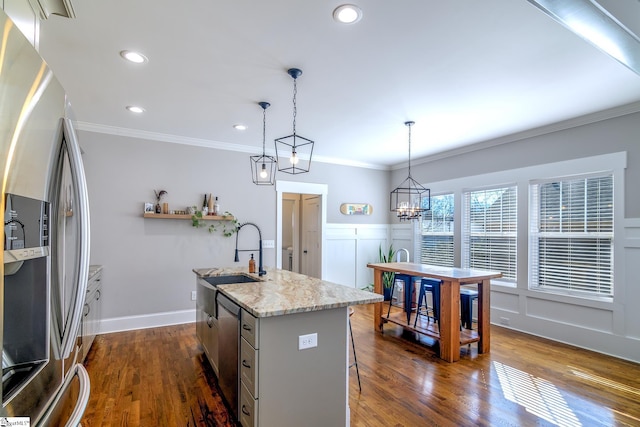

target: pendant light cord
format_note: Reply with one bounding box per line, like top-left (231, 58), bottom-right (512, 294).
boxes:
top-left (406, 121), bottom-right (413, 178)
top-left (262, 106), bottom-right (267, 155)
top-left (292, 78), bottom-right (298, 135)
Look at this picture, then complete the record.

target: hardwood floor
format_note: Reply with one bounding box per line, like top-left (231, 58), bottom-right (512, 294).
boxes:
top-left (82, 305), bottom-right (640, 426)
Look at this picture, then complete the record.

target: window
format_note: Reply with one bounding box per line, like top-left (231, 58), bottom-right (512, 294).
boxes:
top-left (462, 186), bottom-right (517, 281)
top-left (529, 174), bottom-right (613, 297)
top-left (419, 194), bottom-right (454, 266)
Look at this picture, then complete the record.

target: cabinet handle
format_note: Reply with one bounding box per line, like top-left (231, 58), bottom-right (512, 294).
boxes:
top-left (242, 405), bottom-right (250, 416)
top-left (83, 304), bottom-right (90, 316)
top-left (207, 315), bottom-right (214, 327)
top-left (242, 360), bottom-right (251, 368)
top-left (96, 290), bottom-right (101, 300)
top-left (242, 324), bottom-right (252, 332)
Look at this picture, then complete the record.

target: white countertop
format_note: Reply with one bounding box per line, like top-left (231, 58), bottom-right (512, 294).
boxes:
top-left (193, 267), bottom-right (382, 318)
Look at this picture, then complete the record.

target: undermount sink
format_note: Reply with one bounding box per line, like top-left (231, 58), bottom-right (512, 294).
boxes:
top-left (203, 274), bottom-right (260, 286)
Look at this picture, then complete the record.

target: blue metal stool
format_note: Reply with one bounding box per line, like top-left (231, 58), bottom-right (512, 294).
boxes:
top-left (386, 273), bottom-right (419, 324)
top-left (414, 278), bottom-right (441, 327)
top-left (460, 288), bottom-right (479, 330)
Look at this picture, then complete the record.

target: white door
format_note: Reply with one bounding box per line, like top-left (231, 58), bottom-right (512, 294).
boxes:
top-left (301, 195), bottom-right (321, 278)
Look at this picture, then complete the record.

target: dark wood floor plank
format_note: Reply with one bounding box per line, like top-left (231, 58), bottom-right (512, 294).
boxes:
top-left (82, 305), bottom-right (640, 426)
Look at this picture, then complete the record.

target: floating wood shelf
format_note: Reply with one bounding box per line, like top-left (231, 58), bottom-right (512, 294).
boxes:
top-left (143, 213), bottom-right (234, 221)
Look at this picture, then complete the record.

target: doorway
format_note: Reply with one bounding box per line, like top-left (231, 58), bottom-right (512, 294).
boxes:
top-left (276, 181), bottom-right (327, 279)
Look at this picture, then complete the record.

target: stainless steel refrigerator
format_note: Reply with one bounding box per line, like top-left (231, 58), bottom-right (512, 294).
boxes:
top-left (1, 8), bottom-right (91, 426)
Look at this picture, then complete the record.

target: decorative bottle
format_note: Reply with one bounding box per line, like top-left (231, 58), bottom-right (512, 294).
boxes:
top-left (249, 254), bottom-right (256, 273)
top-left (207, 193), bottom-right (213, 214)
top-left (214, 197), bottom-right (220, 216)
top-left (202, 194), bottom-right (208, 210)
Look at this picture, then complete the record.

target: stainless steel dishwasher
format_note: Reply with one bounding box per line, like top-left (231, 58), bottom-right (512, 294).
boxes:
top-left (217, 292), bottom-right (240, 420)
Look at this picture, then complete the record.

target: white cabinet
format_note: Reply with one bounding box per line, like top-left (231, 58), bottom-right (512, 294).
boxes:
top-left (81, 266), bottom-right (102, 361)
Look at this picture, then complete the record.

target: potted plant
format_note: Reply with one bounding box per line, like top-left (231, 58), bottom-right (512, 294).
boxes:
top-left (378, 243), bottom-right (396, 301)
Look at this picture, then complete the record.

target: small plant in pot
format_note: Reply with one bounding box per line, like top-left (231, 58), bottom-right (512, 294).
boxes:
top-left (378, 244), bottom-right (396, 301)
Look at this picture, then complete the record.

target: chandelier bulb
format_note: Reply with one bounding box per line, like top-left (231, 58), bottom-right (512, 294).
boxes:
top-left (290, 150), bottom-right (299, 165)
top-left (260, 163), bottom-right (268, 178)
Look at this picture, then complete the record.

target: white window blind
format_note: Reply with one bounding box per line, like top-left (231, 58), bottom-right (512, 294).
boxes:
top-left (419, 194), bottom-right (454, 266)
top-left (463, 186), bottom-right (517, 280)
top-left (529, 174), bottom-right (613, 297)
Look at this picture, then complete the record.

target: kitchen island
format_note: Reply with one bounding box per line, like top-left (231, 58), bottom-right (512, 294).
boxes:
top-left (193, 267), bottom-right (382, 427)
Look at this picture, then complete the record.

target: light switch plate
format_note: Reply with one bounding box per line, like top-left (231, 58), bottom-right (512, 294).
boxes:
top-left (262, 239), bottom-right (275, 248)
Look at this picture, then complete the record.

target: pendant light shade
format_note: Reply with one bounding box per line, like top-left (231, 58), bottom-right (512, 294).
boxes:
top-left (390, 121), bottom-right (431, 221)
top-left (275, 68), bottom-right (314, 174)
top-left (250, 102), bottom-right (277, 185)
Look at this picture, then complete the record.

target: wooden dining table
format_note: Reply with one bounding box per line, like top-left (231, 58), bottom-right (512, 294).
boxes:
top-left (367, 262), bottom-right (502, 362)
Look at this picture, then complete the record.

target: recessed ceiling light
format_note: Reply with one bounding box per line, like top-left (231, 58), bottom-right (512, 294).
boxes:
top-left (126, 105), bottom-right (145, 113)
top-left (234, 124), bottom-right (248, 131)
top-left (120, 50), bottom-right (148, 64)
top-left (333, 4), bottom-right (362, 24)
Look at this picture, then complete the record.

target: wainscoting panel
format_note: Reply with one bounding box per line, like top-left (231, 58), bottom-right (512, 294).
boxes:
top-left (325, 224), bottom-right (390, 289)
top-left (624, 218), bottom-right (640, 339)
top-left (324, 239), bottom-right (357, 288)
top-left (525, 297), bottom-right (614, 333)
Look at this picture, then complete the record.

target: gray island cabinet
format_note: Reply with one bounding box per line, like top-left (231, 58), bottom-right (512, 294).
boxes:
top-left (194, 267), bottom-right (382, 427)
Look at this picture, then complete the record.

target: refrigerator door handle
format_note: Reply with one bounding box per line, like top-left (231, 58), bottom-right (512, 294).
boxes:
top-left (65, 364), bottom-right (91, 427)
top-left (59, 117), bottom-right (91, 359)
top-left (37, 363), bottom-right (91, 427)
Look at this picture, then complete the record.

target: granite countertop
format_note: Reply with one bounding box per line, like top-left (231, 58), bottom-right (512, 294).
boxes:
top-left (193, 267), bottom-right (383, 318)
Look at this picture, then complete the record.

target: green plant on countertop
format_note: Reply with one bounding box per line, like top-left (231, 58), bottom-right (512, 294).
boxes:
top-left (191, 209), bottom-right (239, 237)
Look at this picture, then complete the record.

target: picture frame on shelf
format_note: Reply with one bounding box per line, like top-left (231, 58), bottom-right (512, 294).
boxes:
top-left (144, 202), bottom-right (154, 213)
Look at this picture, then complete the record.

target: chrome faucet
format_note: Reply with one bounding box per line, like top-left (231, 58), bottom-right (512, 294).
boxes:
top-left (396, 248), bottom-right (410, 262)
top-left (234, 222), bottom-right (266, 276)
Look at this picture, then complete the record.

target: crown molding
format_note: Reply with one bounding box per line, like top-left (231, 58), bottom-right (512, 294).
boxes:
top-left (395, 101), bottom-right (640, 170)
top-left (74, 121), bottom-right (389, 171)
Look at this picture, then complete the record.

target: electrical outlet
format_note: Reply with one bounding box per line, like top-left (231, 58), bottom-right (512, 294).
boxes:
top-left (191, 291), bottom-right (197, 301)
top-left (298, 333), bottom-right (318, 350)
top-left (262, 239), bottom-right (275, 249)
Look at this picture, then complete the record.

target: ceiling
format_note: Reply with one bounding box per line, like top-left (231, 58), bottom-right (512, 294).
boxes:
top-left (37, 0), bottom-right (640, 169)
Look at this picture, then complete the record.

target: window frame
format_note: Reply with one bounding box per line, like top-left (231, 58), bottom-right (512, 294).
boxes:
top-left (418, 193), bottom-right (455, 267)
top-left (528, 172), bottom-right (614, 298)
top-left (461, 184), bottom-right (518, 284)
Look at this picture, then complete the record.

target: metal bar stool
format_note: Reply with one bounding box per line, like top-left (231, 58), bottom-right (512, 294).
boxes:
top-left (414, 278), bottom-right (441, 327)
top-left (460, 288), bottom-right (479, 330)
top-left (386, 249), bottom-right (419, 324)
top-left (348, 307), bottom-right (361, 392)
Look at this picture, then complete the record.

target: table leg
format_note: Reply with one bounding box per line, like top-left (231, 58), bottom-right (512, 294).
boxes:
top-left (478, 279), bottom-right (491, 354)
top-left (438, 280), bottom-right (460, 363)
top-left (373, 269), bottom-right (384, 332)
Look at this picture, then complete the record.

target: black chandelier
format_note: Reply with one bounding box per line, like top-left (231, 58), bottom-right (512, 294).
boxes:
top-left (275, 68), bottom-right (314, 174)
top-left (250, 101), bottom-right (277, 185)
top-left (390, 121), bottom-right (431, 221)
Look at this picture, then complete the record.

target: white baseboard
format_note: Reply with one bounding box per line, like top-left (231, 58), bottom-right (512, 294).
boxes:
top-left (98, 309), bottom-right (195, 334)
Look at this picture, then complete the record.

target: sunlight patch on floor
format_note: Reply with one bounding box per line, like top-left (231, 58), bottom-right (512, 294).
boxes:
top-left (568, 366), bottom-right (640, 397)
top-left (493, 361), bottom-right (581, 427)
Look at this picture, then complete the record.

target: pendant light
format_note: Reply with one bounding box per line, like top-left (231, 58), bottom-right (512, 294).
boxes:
top-left (250, 102), bottom-right (277, 185)
top-left (275, 68), bottom-right (314, 174)
top-left (390, 121), bottom-right (431, 221)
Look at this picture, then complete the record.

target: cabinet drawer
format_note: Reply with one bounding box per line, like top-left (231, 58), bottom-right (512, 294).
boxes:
top-left (240, 381), bottom-right (258, 427)
top-left (241, 310), bottom-right (259, 349)
top-left (240, 337), bottom-right (258, 398)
